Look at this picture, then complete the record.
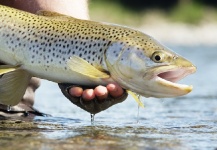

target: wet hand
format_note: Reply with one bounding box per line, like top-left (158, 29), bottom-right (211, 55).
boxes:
top-left (58, 83), bottom-right (128, 114)
top-left (69, 84), bottom-right (124, 101)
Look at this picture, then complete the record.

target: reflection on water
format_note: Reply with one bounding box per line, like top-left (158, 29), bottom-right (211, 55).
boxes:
top-left (1, 46), bottom-right (216, 150)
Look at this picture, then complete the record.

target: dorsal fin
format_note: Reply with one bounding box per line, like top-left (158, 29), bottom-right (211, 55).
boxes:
top-left (37, 10), bottom-right (66, 17)
top-left (36, 10), bottom-right (75, 21)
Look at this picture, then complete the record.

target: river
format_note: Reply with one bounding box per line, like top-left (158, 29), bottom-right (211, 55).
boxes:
top-left (0, 45), bottom-right (216, 150)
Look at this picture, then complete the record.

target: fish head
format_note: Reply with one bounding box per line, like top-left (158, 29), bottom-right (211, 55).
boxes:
top-left (105, 33), bottom-right (196, 98)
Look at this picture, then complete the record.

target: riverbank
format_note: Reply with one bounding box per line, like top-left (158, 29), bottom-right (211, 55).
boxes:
top-left (89, 1), bottom-right (217, 46)
top-left (138, 21), bottom-right (217, 46)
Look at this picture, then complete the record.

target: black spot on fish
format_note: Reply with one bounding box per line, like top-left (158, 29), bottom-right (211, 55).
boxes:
top-left (67, 49), bottom-right (71, 54)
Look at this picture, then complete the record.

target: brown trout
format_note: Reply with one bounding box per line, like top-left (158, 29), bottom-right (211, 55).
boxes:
top-left (0, 5), bottom-right (196, 106)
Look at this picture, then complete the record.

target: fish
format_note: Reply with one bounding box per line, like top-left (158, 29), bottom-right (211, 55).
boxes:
top-left (0, 5), bottom-right (196, 107)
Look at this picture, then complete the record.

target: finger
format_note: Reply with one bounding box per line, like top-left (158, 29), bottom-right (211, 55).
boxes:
top-left (68, 87), bottom-right (83, 97)
top-left (106, 83), bottom-right (124, 98)
top-left (82, 89), bottom-right (95, 101)
top-left (94, 85), bottom-right (108, 101)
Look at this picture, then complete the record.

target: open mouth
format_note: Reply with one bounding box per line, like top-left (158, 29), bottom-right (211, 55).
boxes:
top-left (154, 66), bottom-right (196, 91)
top-left (157, 68), bottom-right (194, 83)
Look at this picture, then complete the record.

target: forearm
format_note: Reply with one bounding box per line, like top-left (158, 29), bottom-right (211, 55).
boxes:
top-left (0, 0), bottom-right (89, 19)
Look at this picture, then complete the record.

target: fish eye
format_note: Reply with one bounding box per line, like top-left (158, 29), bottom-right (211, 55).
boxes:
top-left (151, 52), bottom-right (164, 63)
top-left (155, 55), bottom-right (161, 61)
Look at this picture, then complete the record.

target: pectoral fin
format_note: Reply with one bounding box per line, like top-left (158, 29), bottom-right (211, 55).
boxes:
top-left (127, 90), bottom-right (144, 108)
top-left (0, 69), bottom-right (31, 106)
top-left (67, 56), bottom-right (110, 79)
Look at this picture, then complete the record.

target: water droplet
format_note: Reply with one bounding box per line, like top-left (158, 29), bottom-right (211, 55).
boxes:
top-left (7, 105), bottom-right (11, 112)
top-left (136, 95), bottom-right (141, 123)
top-left (137, 105), bottom-right (140, 123)
top-left (91, 114), bottom-right (95, 125)
top-left (24, 111), bottom-right (29, 117)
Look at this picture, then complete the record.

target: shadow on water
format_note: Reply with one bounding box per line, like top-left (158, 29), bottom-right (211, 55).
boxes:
top-left (1, 46), bottom-right (217, 150)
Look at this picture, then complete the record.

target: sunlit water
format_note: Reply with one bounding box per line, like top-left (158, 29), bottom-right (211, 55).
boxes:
top-left (33, 45), bottom-right (217, 150)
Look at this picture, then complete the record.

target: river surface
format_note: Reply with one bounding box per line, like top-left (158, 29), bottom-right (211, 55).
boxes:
top-left (1, 45), bottom-right (217, 150)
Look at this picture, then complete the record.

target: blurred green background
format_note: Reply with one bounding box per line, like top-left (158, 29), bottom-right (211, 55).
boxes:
top-left (89, 0), bottom-right (217, 26)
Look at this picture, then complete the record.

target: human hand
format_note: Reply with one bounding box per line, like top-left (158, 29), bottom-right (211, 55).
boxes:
top-left (58, 83), bottom-right (128, 114)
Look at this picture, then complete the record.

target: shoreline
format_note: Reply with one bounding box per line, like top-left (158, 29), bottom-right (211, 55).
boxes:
top-left (138, 22), bottom-right (217, 46)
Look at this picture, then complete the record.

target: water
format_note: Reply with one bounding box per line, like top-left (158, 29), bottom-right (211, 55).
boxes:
top-left (91, 114), bottom-right (95, 125)
top-left (6, 105), bottom-right (11, 112)
top-left (1, 45), bottom-right (217, 150)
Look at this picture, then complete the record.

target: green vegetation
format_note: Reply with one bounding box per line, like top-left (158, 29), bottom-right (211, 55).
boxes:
top-left (169, 1), bottom-right (205, 24)
top-left (89, 0), bottom-right (217, 26)
top-left (89, 1), bottom-right (143, 26)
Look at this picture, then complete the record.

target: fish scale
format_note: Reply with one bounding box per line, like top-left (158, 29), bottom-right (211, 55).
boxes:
top-left (0, 5), bottom-right (134, 83)
top-left (0, 5), bottom-right (196, 107)
top-left (0, 6), bottom-right (137, 70)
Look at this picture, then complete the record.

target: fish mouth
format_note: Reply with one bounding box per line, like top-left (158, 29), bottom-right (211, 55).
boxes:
top-left (151, 65), bottom-right (196, 97)
top-left (157, 67), bottom-right (195, 83)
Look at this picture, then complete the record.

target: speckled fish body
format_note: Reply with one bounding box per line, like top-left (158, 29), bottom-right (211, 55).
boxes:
top-left (0, 5), bottom-right (196, 106)
top-left (0, 5), bottom-right (113, 85)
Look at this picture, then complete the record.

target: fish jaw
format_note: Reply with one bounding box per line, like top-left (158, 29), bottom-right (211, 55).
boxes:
top-left (112, 65), bottom-right (197, 98)
top-left (145, 65), bottom-right (196, 98)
